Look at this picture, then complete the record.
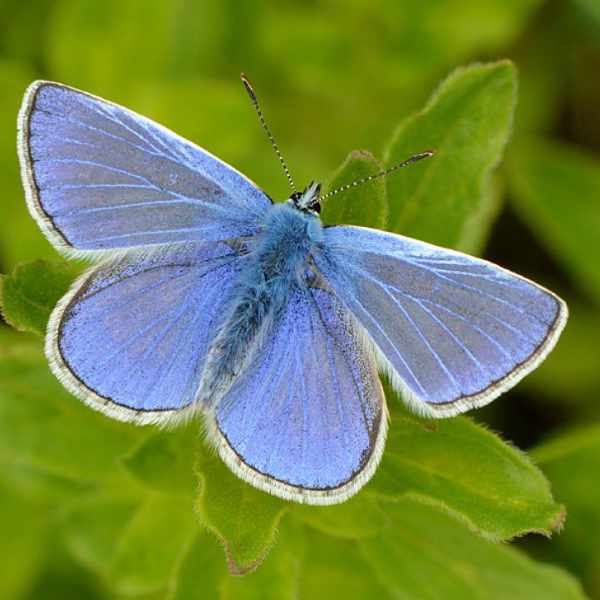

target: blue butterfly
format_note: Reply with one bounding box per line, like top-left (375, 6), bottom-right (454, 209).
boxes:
top-left (17, 75), bottom-right (567, 505)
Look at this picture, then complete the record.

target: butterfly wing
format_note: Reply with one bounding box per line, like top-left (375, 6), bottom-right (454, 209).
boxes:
top-left (313, 225), bottom-right (568, 418)
top-left (48, 242), bottom-right (247, 425)
top-left (207, 284), bottom-right (387, 505)
top-left (18, 81), bottom-right (271, 255)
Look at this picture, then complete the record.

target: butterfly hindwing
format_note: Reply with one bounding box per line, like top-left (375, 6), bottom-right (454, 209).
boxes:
top-left (313, 225), bottom-right (567, 417)
top-left (18, 81), bottom-right (272, 255)
top-left (48, 242), bottom-right (247, 425)
top-left (208, 283), bottom-right (387, 505)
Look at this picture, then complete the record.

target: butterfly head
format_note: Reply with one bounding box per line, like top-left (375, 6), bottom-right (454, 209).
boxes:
top-left (289, 181), bottom-right (322, 216)
top-left (241, 73), bottom-right (435, 221)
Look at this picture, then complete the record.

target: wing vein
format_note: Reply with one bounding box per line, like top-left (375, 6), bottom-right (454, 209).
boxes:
top-left (70, 96), bottom-right (171, 156)
top-left (36, 158), bottom-right (157, 187)
top-left (381, 283), bottom-right (463, 391)
top-left (336, 272), bottom-right (428, 397)
top-left (35, 108), bottom-right (166, 157)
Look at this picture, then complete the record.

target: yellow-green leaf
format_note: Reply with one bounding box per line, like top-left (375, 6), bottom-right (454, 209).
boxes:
top-left (123, 427), bottom-right (200, 496)
top-left (360, 498), bottom-right (585, 600)
top-left (369, 400), bottom-right (564, 541)
top-left (195, 453), bottom-right (288, 575)
top-left (0, 260), bottom-right (79, 335)
top-left (322, 150), bottom-right (388, 228)
top-left (507, 138), bottom-right (600, 303)
top-left (385, 61), bottom-right (517, 253)
top-left (532, 426), bottom-right (600, 594)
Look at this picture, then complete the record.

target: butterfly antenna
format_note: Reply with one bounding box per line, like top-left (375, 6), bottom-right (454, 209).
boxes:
top-left (241, 73), bottom-right (296, 192)
top-left (320, 150), bottom-right (435, 201)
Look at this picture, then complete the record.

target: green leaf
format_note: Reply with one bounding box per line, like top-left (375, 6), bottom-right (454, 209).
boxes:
top-left (322, 150), bottom-right (388, 228)
top-left (461, 173), bottom-right (504, 256)
top-left (23, 546), bottom-right (107, 600)
top-left (195, 453), bottom-right (288, 575)
top-left (0, 479), bottom-right (48, 600)
top-left (62, 492), bottom-right (142, 581)
top-left (220, 519), bottom-right (304, 600)
top-left (63, 490), bottom-right (197, 597)
top-left (123, 426), bottom-right (200, 495)
top-left (512, 18), bottom-right (571, 134)
top-left (0, 461), bottom-right (88, 505)
top-left (507, 138), bottom-right (600, 303)
top-left (360, 497), bottom-right (586, 600)
top-left (0, 260), bottom-right (79, 335)
top-left (531, 426), bottom-right (600, 591)
top-left (298, 523), bottom-right (390, 600)
top-left (110, 493), bottom-right (197, 596)
top-left (293, 493), bottom-right (388, 540)
top-left (384, 61), bottom-right (517, 253)
top-left (0, 339), bottom-right (143, 482)
top-left (261, 1), bottom-right (539, 179)
top-left (168, 531), bottom-right (226, 600)
top-left (572, 0), bottom-right (600, 29)
top-left (368, 399), bottom-right (564, 541)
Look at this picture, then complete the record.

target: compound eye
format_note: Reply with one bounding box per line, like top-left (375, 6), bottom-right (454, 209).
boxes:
top-left (311, 202), bottom-right (321, 214)
top-left (290, 191), bottom-right (302, 201)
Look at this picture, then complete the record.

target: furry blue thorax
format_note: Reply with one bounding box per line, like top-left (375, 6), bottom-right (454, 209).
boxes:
top-left (257, 201), bottom-right (324, 276)
top-left (200, 202), bottom-right (323, 406)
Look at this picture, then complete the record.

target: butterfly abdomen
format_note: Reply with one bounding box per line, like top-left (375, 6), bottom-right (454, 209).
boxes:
top-left (198, 203), bottom-right (323, 408)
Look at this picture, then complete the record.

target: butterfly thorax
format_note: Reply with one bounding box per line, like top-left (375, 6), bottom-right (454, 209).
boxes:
top-left (199, 202), bottom-right (323, 408)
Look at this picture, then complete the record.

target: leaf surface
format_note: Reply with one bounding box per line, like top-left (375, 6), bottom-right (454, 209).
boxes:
top-left (0, 260), bottom-right (79, 335)
top-left (322, 150), bottom-right (388, 229)
top-left (385, 61), bottom-right (517, 254)
top-left (369, 400), bottom-right (565, 541)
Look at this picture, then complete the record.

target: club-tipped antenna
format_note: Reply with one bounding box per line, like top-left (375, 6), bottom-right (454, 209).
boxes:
top-left (241, 73), bottom-right (296, 192)
top-left (320, 150), bottom-right (435, 201)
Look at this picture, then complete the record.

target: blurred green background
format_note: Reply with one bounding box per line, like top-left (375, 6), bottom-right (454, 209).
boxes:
top-left (1, 1), bottom-right (600, 599)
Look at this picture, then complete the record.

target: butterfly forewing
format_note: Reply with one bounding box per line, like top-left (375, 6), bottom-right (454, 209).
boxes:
top-left (313, 225), bottom-right (567, 417)
top-left (18, 81), bottom-right (271, 255)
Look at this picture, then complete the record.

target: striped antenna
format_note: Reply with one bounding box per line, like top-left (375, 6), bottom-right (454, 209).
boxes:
top-left (241, 73), bottom-right (296, 192)
top-left (320, 150), bottom-right (435, 201)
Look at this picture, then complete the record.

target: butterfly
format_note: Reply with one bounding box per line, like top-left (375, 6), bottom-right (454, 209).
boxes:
top-left (17, 75), bottom-right (567, 505)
